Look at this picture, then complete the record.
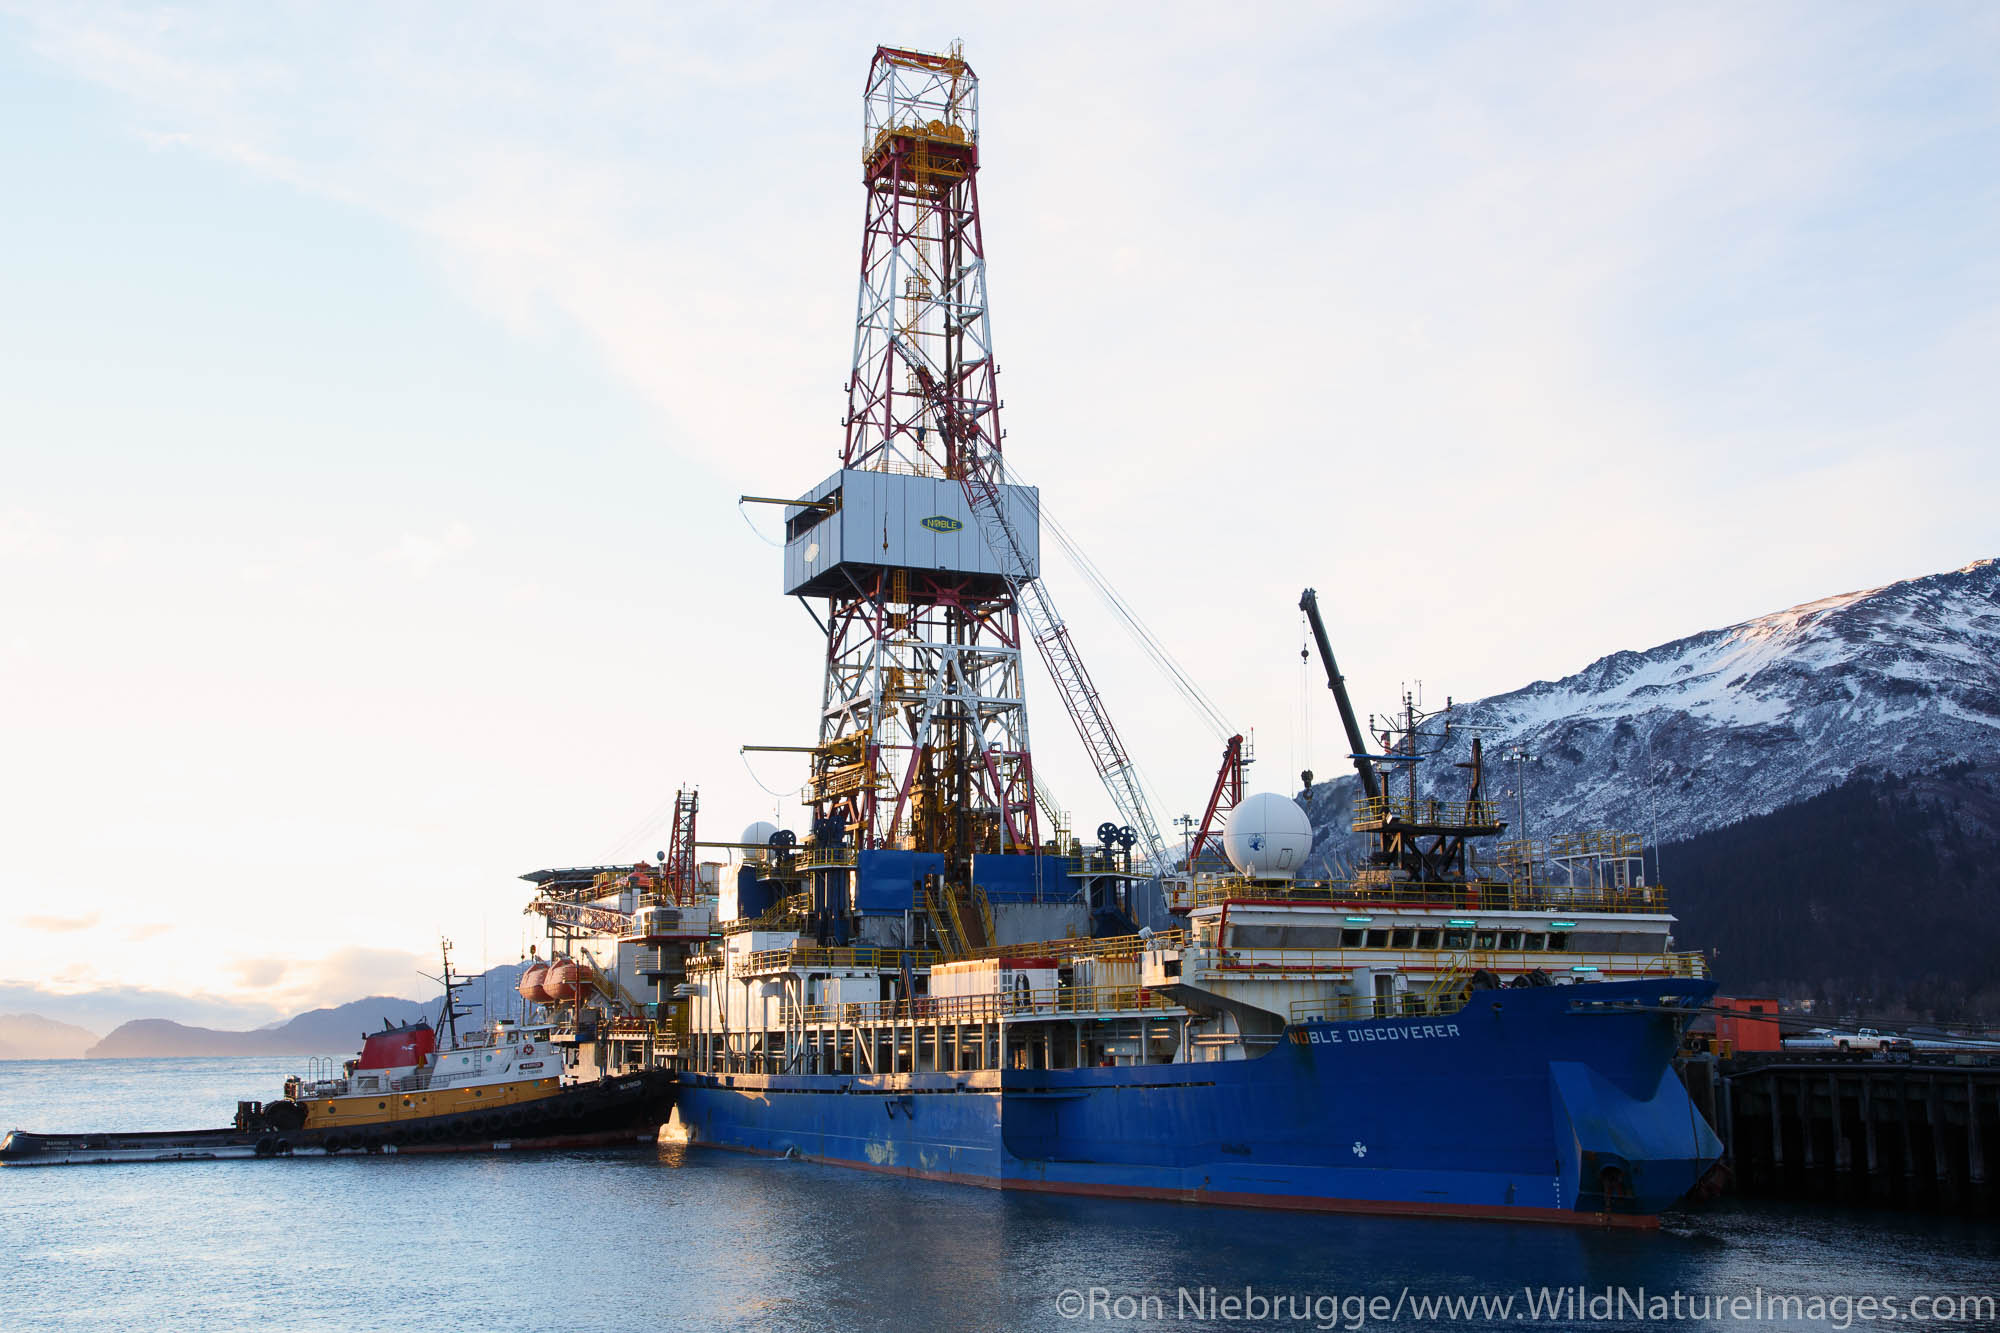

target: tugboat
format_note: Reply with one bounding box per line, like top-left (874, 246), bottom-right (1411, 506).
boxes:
top-left (0, 943), bottom-right (676, 1166)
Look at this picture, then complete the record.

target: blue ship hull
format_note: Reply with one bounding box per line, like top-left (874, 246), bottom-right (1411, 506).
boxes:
top-left (674, 978), bottom-right (1721, 1226)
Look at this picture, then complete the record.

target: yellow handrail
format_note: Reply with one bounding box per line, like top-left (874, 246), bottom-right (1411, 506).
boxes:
top-left (958, 928), bottom-right (1188, 963)
top-left (803, 982), bottom-right (1183, 1027)
top-left (796, 848), bottom-right (860, 870)
top-left (1350, 795), bottom-right (1502, 830)
top-left (741, 945), bottom-right (943, 975)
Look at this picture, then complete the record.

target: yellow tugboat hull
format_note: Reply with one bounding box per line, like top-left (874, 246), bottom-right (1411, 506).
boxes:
top-left (303, 1077), bottom-right (562, 1131)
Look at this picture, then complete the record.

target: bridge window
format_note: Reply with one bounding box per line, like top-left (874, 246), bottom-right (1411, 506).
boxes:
top-left (1523, 933), bottom-right (1546, 951)
top-left (1232, 925), bottom-right (1350, 948)
top-left (1416, 929), bottom-right (1440, 950)
top-left (1391, 929), bottom-right (1414, 949)
top-left (1499, 931), bottom-right (1523, 950)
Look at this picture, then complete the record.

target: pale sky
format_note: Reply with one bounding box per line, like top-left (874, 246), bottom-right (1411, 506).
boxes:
top-left (3, 4), bottom-right (1995, 1030)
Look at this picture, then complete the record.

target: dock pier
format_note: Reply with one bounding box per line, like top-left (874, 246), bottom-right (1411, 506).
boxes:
top-left (1681, 1054), bottom-right (1998, 1213)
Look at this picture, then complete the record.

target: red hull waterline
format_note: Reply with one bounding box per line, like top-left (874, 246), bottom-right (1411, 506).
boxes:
top-left (683, 1139), bottom-right (1662, 1230)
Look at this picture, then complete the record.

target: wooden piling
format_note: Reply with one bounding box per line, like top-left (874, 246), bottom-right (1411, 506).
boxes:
top-left (1703, 1057), bottom-right (1998, 1216)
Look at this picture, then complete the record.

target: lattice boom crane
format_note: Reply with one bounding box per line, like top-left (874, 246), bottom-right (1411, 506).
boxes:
top-left (955, 424), bottom-right (1167, 869)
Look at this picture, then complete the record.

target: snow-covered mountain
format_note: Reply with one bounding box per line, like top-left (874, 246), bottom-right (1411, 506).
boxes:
top-left (1302, 558), bottom-right (2000, 869)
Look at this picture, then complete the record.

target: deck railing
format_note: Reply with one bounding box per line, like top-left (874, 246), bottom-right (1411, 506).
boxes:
top-left (719, 931), bottom-right (1187, 979)
top-left (958, 929), bottom-right (1189, 963)
top-left (741, 944), bottom-right (944, 976)
top-left (1351, 795), bottom-right (1503, 830)
top-left (796, 983), bottom-right (1184, 1028)
top-left (1188, 945), bottom-right (1706, 981)
top-left (795, 847), bottom-right (860, 870)
top-left (1288, 993), bottom-right (1466, 1023)
top-left (1165, 877), bottom-right (1671, 916)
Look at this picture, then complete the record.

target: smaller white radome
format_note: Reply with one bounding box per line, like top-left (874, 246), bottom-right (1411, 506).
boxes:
top-left (740, 820), bottom-right (780, 862)
top-left (1223, 793), bottom-right (1314, 880)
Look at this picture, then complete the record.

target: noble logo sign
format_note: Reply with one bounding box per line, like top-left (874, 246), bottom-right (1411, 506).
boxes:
top-left (920, 515), bottom-right (964, 533)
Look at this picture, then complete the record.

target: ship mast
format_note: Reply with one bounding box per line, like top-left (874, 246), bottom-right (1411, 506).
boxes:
top-left (430, 939), bottom-right (473, 1048)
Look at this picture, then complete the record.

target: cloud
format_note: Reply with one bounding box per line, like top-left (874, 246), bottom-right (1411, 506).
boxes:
top-left (383, 520), bottom-right (475, 576)
top-left (229, 956), bottom-right (290, 989)
top-left (220, 947), bottom-right (431, 1007)
top-left (0, 982), bottom-right (286, 1033)
top-left (123, 923), bottom-right (174, 942)
top-left (14, 6), bottom-right (1984, 578)
top-left (23, 912), bottom-right (100, 933)
top-left (0, 507), bottom-right (66, 560)
top-left (272, 947), bottom-right (433, 1010)
top-left (0, 6), bottom-right (873, 480)
top-left (0, 946), bottom-right (435, 1034)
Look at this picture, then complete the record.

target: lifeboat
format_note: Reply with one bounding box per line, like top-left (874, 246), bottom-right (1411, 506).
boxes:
top-left (543, 960), bottom-right (585, 1003)
top-left (517, 961), bottom-right (552, 1006)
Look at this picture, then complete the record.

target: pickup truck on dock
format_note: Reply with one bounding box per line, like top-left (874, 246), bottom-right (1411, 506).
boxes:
top-left (1782, 1027), bottom-right (1912, 1056)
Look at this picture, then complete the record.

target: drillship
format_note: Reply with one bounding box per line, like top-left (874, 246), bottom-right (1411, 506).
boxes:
top-left (519, 44), bottom-right (1723, 1227)
top-left (8, 45), bottom-right (1724, 1218)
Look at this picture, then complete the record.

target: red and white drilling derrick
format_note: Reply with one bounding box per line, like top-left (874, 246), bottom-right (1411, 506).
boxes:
top-left (785, 44), bottom-right (1032, 878)
top-left (782, 43), bottom-right (1165, 901)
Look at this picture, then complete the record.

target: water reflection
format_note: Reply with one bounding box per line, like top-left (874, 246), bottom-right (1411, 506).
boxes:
top-left (3, 1058), bottom-right (1996, 1332)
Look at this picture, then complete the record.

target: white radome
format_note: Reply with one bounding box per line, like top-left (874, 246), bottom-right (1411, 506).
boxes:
top-left (1222, 793), bottom-right (1314, 879)
top-left (740, 820), bottom-right (780, 863)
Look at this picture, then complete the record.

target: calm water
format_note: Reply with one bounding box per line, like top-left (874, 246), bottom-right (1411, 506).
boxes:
top-left (2, 1057), bottom-right (1996, 1332)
